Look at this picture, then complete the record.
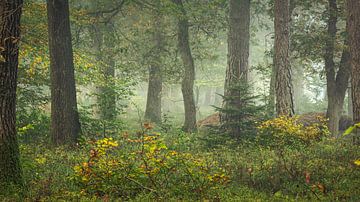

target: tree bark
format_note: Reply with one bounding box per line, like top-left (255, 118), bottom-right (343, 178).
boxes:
top-left (0, 0), bottom-right (23, 186)
top-left (145, 13), bottom-right (163, 124)
top-left (274, 0), bottom-right (294, 117)
top-left (173, 0), bottom-right (197, 132)
top-left (347, 0), bottom-right (360, 124)
top-left (47, 0), bottom-right (81, 145)
top-left (222, 0), bottom-right (250, 136)
top-left (324, 0), bottom-right (351, 135)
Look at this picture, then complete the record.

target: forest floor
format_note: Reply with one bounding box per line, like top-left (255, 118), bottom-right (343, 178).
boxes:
top-left (1, 117), bottom-right (360, 201)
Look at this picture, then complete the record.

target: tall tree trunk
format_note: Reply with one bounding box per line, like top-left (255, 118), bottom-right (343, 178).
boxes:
top-left (99, 23), bottom-right (116, 121)
top-left (47, 0), bottom-right (81, 145)
top-left (324, 0), bottom-right (351, 135)
top-left (90, 19), bottom-right (117, 121)
top-left (145, 13), bottom-right (163, 124)
top-left (173, 0), bottom-right (197, 132)
top-left (274, 0), bottom-right (294, 117)
top-left (222, 0), bottom-right (250, 136)
top-left (0, 0), bottom-right (23, 186)
top-left (347, 0), bottom-right (360, 124)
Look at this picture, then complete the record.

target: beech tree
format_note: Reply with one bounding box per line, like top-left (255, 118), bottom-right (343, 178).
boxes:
top-left (145, 9), bottom-right (163, 124)
top-left (324, 0), bottom-right (351, 135)
top-left (0, 0), bottom-right (23, 186)
top-left (47, 0), bottom-right (81, 145)
top-left (173, 0), bottom-right (197, 132)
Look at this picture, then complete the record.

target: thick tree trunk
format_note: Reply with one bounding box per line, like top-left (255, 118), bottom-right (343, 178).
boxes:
top-left (47, 0), bottom-right (81, 145)
top-left (347, 0), bottom-right (360, 123)
top-left (324, 0), bottom-right (351, 135)
top-left (174, 0), bottom-right (197, 132)
top-left (145, 64), bottom-right (162, 123)
top-left (274, 0), bottom-right (294, 117)
top-left (145, 14), bottom-right (163, 123)
top-left (222, 0), bottom-right (250, 136)
top-left (0, 0), bottom-right (23, 186)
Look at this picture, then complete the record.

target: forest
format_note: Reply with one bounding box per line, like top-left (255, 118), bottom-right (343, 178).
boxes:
top-left (0, 0), bottom-right (360, 201)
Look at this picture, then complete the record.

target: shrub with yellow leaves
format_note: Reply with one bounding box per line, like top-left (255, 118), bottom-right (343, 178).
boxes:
top-left (257, 116), bottom-right (330, 148)
top-left (72, 125), bottom-right (229, 199)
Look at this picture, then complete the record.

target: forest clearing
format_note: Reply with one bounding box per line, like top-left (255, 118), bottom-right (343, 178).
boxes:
top-left (0, 0), bottom-right (360, 201)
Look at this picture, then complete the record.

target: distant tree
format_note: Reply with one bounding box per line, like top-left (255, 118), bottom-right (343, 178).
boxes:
top-left (274, 0), bottom-right (294, 116)
top-left (173, 0), bottom-right (197, 132)
top-left (145, 6), bottom-right (163, 124)
top-left (347, 0), bottom-right (360, 123)
top-left (222, 0), bottom-right (250, 136)
top-left (0, 0), bottom-right (23, 186)
top-left (90, 20), bottom-right (117, 121)
top-left (47, 0), bottom-right (81, 145)
top-left (323, 0), bottom-right (351, 135)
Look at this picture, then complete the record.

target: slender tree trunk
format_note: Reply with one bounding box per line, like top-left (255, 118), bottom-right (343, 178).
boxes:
top-left (347, 0), bottom-right (360, 124)
top-left (173, 0), bottom-right (197, 132)
top-left (0, 0), bottom-right (23, 186)
top-left (214, 87), bottom-right (222, 107)
top-left (269, 64), bottom-right (276, 115)
top-left (145, 13), bottom-right (163, 124)
top-left (204, 87), bottom-right (212, 105)
top-left (324, 0), bottom-right (351, 135)
top-left (274, 0), bottom-right (294, 117)
top-left (47, 0), bottom-right (81, 145)
top-left (222, 0), bottom-right (250, 136)
top-left (90, 19), bottom-right (117, 121)
top-left (348, 81), bottom-right (353, 118)
top-left (99, 23), bottom-right (117, 121)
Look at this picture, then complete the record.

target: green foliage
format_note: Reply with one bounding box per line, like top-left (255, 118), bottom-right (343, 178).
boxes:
top-left (72, 125), bottom-right (229, 200)
top-left (214, 81), bottom-right (266, 138)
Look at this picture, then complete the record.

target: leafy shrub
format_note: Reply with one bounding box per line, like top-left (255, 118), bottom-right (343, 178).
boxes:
top-left (72, 124), bottom-right (229, 200)
top-left (257, 115), bottom-right (330, 149)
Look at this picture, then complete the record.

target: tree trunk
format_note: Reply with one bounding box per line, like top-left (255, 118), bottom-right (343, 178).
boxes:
top-left (173, 0), bottom-right (197, 132)
top-left (348, 81), bottom-right (353, 118)
top-left (269, 64), bottom-right (276, 115)
top-left (0, 0), bottom-right (23, 186)
top-left (214, 87), bottom-right (222, 107)
top-left (347, 0), bottom-right (360, 124)
top-left (324, 0), bottom-right (351, 135)
top-left (47, 0), bottom-right (81, 145)
top-left (274, 0), bottom-right (294, 117)
top-left (222, 0), bottom-right (250, 136)
top-left (90, 18), bottom-right (117, 121)
top-left (145, 13), bottom-right (163, 124)
top-left (99, 23), bottom-right (117, 121)
top-left (203, 87), bottom-right (212, 106)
